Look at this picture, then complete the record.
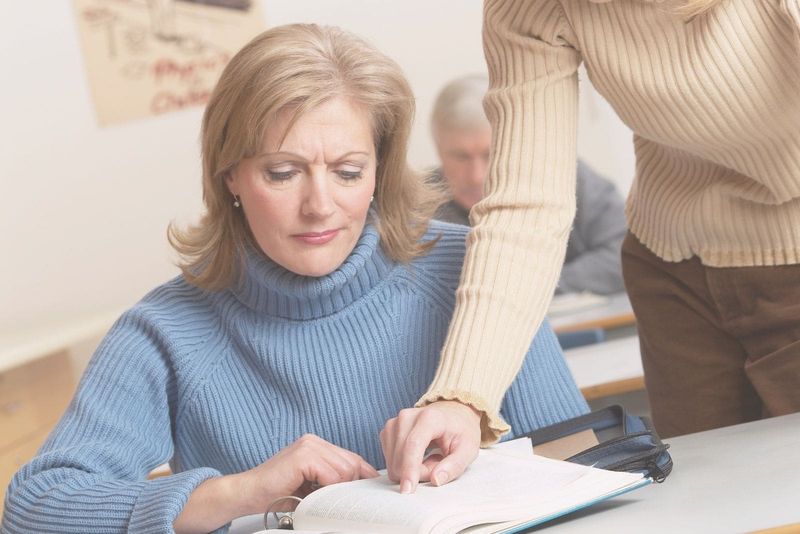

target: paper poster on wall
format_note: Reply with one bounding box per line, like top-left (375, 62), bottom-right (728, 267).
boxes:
top-left (73, 0), bottom-right (264, 126)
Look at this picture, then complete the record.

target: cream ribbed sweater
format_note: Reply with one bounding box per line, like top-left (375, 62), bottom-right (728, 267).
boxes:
top-left (418, 0), bottom-right (800, 443)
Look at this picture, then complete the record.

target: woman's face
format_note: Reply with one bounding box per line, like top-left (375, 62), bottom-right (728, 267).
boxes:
top-left (227, 97), bottom-right (377, 277)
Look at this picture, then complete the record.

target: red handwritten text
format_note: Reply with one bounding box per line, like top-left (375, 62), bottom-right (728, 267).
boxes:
top-left (151, 88), bottom-right (213, 114)
top-left (152, 53), bottom-right (230, 83)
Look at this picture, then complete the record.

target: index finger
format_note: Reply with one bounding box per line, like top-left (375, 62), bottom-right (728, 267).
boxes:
top-left (398, 422), bottom-right (442, 493)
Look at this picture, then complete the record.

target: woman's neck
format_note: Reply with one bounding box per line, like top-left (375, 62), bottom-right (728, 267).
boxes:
top-left (230, 224), bottom-right (396, 320)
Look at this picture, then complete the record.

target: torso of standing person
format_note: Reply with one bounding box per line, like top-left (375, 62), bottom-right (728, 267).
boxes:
top-left (526, 0), bottom-right (800, 266)
top-left (418, 0), bottom-right (800, 443)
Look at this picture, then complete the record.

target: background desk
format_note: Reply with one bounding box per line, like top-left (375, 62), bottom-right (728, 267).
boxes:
top-left (537, 413), bottom-right (800, 533)
top-left (564, 335), bottom-right (644, 401)
top-left (549, 293), bottom-right (635, 334)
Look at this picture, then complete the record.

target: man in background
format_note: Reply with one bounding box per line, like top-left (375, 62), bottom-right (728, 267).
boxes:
top-left (431, 74), bottom-right (628, 295)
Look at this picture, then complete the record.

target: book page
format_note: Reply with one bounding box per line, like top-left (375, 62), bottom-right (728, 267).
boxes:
top-left (244, 437), bottom-right (533, 534)
top-left (492, 436), bottom-right (536, 459)
top-left (292, 439), bottom-right (538, 533)
top-left (293, 444), bottom-right (643, 534)
top-left (459, 469), bottom-right (649, 534)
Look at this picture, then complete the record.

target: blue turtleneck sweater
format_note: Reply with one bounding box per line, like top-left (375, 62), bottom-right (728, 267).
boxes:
top-left (2, 221), bottom-right (588, 534)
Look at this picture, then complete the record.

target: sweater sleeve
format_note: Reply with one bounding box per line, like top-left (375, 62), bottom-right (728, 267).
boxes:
top-left (417, 0), bottom-right (582, 445)
top-left (1, 311), bottom-right (222, 534)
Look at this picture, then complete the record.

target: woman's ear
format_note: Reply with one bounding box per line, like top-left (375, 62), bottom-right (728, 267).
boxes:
top-left (224, 168), bottom-right (238, 196)
top-left (225, 168), bottom-right (243, 208)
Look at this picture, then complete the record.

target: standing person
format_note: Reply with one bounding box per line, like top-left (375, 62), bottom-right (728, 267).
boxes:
top-left (430, 74), bottom-right (627, 295)
top-left (385, 0), bottom-right (800, 490)
top-left (1, 24), bottom-right (588, 533)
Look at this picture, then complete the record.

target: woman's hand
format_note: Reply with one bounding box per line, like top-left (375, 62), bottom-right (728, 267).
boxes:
top-left (240, 433), bottom-right (380, 509)
top-left (174, 434), bottom-right (379, 534)
top-left (380, 400), bottom-right (481, 494)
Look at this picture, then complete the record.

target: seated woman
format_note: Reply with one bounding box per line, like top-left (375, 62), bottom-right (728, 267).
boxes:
top-left (2, 24), bottom-right (588, 534)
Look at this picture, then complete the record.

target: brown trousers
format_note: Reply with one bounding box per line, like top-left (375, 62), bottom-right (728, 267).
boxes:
top-left (621, 232), bottom-right (800, 438)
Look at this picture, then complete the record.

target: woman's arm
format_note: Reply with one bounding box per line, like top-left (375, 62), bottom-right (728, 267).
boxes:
top-left (174, 435), bottom-right (378, 534)
top-left (1, 311), bottom-right (220, 534)
top-left (386, 0), bottom-right (584, 491)
top-left (421, 0), bottom-right (583, 436)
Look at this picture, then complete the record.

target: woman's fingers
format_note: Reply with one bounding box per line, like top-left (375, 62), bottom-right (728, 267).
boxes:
top-left (243, 434), bottom-right (377, 517)
top-left (385, 408), bottom-right (423, 487)
top-left (380, 401), bottom-right (482, 493)
top-left (359, 459), bottom-right (380, 479)
top-left (428, 435), bottom-right (478, 487)
top-left (395, 408), bottom-right (444, 491)
top-left (421, 451), bottom-right (443, 471)
top-left (295, 434), bottom-right (378, 489)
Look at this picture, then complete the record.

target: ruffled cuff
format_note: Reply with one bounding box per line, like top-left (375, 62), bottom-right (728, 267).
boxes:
top-left (416, 389), bottom-right (511, 446)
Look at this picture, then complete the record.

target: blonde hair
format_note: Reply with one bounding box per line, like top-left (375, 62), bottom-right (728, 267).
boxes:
top-left (169, 24), bottom-right (444, 290)
top-left (431, 74), bottom-right (490, 141)
top-left (675, 0), bottom-right (725, 19)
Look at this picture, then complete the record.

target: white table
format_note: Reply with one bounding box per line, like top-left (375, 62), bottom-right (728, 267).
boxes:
top-left (539, 413), bottom-right (800, 533)
top-left (230, 414), bottom-right (800, 534)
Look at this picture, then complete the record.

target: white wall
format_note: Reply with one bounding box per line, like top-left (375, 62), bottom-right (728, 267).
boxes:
top-left (0, 0), bottom-right (634, 366)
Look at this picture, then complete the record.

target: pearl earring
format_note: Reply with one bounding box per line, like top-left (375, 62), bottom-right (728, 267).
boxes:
top-left (233, 195), bottom-right (241, 208)
top-left (370, 195), bottom-right (375, 202)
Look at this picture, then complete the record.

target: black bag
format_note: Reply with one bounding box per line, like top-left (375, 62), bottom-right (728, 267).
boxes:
top-left (523, 405), bottom-right (673, 482)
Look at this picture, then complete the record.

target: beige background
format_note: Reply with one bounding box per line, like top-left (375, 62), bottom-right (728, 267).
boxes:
top-left (0, 0), bottom-right (635, 370)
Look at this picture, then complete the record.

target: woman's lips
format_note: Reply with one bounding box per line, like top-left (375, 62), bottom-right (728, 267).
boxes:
top-left (292, 229), bottom-right (340, 245)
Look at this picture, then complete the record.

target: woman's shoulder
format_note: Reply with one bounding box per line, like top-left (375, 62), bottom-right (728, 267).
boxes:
top-left (424, 218), bottom-right (470, 246)
top-left (98, 275), bottom-right (236, 372)
top-left (118, 275), bottom-right (231, 335)
top-left (136, 275), bottom-right (213, 312)
top-left (407, 219), bottom-right (470, 282)
top-left (421, 218), bottom-right (469, 257)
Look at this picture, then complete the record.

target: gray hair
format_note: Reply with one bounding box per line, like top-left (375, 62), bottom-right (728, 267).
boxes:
top-left (430, 74), bottom-right (490, 140)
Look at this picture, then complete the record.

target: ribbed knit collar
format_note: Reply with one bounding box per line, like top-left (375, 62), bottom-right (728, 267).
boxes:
top-left (232, 223), bottom-right (396, 320)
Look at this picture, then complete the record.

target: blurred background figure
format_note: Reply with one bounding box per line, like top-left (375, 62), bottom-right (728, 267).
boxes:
top-left (430, 74), bottom-right (627, 295)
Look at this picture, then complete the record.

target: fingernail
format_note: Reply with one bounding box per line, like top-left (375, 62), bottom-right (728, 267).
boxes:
top-left (433, 470), bottom-right (449, 486)
top-left (400, 480), bottom-right (413, 494)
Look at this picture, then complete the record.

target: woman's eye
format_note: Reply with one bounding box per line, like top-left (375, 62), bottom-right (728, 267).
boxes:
top-left (337, 170), bottom-right (363, 181)
top-left (266, 169), bottom-right (298, 182)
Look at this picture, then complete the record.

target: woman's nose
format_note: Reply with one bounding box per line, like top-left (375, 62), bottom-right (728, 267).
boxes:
top-left (301, 174), bottom-right (336, 219)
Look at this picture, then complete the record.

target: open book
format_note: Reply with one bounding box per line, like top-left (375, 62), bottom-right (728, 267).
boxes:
top-left (252, 439), bottom-right (649, 534)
